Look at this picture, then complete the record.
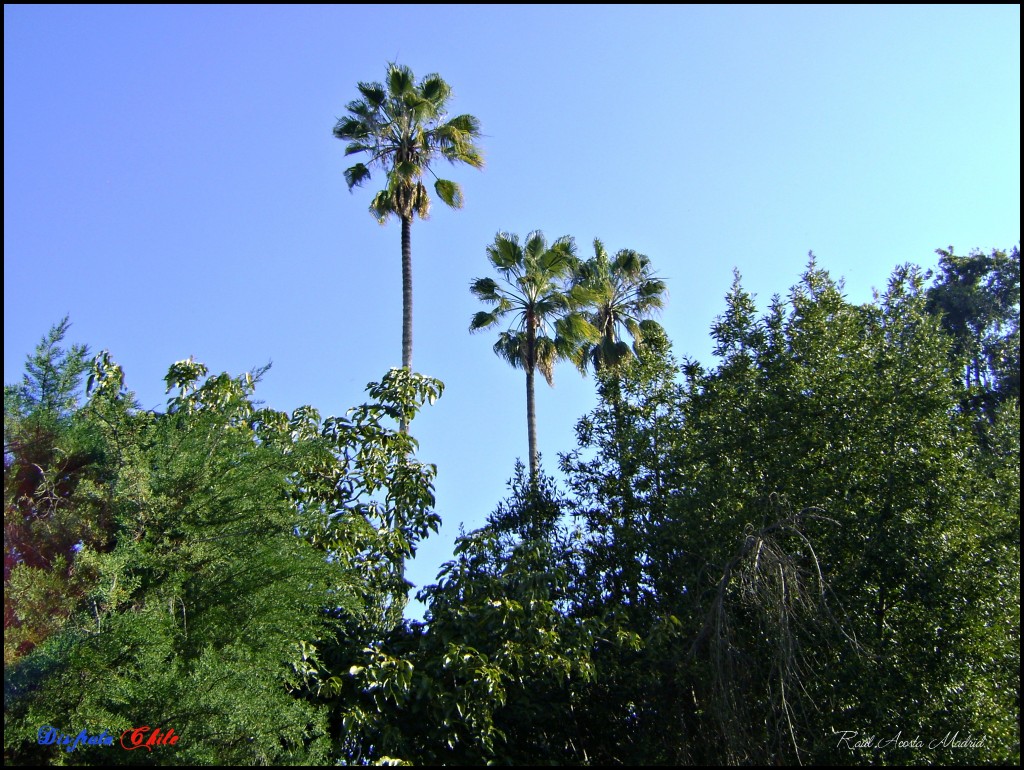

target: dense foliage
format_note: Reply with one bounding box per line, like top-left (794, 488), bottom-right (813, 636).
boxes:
top-left (5, 339), bottom-right (442, 764)
top-left (554, 259), bottom-right (1019, 765)
top-left (4, 246), bottom-right (1019, 765)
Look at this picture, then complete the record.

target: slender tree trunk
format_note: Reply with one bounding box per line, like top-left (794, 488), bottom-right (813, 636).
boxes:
top-left (526, 310), bottom-right (539, 483)
top-left (400, 215), bottom-right (413, 434)
top-left (401, 215), bottom-right (413, 372)
top-left (526, 366), bottom-right (538, 483)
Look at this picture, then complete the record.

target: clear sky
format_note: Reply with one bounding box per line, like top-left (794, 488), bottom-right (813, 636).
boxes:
top-left (4, 5), bottom-right (1020, 617)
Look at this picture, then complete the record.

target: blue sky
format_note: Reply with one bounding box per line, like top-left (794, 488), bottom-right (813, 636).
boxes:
top-left (4, 5), bottom-right (1020, 616)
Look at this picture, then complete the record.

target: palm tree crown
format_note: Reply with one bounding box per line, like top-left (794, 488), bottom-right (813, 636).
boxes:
top-left (470, 231), bottom-right (591, 480)
top-left (571, 239), bottom-right (667, 373)
top-left (334, 62), bottom-right (483, 374)
top-left (335, 63), bottom-right (483, 222)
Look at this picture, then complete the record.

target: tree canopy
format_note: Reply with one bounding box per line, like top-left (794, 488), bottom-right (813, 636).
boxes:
top-left (4, 253), bottom-right (1018, 765)
top-left (4, 332), bottom-right (442, 764)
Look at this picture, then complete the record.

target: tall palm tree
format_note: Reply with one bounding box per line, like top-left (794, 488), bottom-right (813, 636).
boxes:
top-left (334, 63), bottom-right (483, 373)
top-left (569, 241), bottom-right (666, 610)
top-left (470, 231), bottom-right (590, 482)
top-left (571, 239), bottom-right (667, 374)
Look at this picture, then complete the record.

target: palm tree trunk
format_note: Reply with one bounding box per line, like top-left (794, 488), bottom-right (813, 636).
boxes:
top-left (526, 365), bottom-right (538, 483)
top-left (526, 310), bottom-right (539, 483)
top-left (400, 215), bottom-right (413, 435)
top-left (401, 215), bottom-right (413, 371)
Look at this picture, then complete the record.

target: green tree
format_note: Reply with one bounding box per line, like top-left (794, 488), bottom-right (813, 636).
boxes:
top-left (4, 319), bottom-right (100, 664)
top-left (5, 355), bottom-right (338, 764)
top-left (4, 345), bottom-right (445, 765)
top-left (926, 245), bottom-right (1020, 412)
top-left (334, 62), bottom-right (484, 373)
top-left (342, 465), bottom-right (596, 765)
top-left (562, 260), bottom-right (1018, 764)
top-left (470, 230), bottom-right (590, 482)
